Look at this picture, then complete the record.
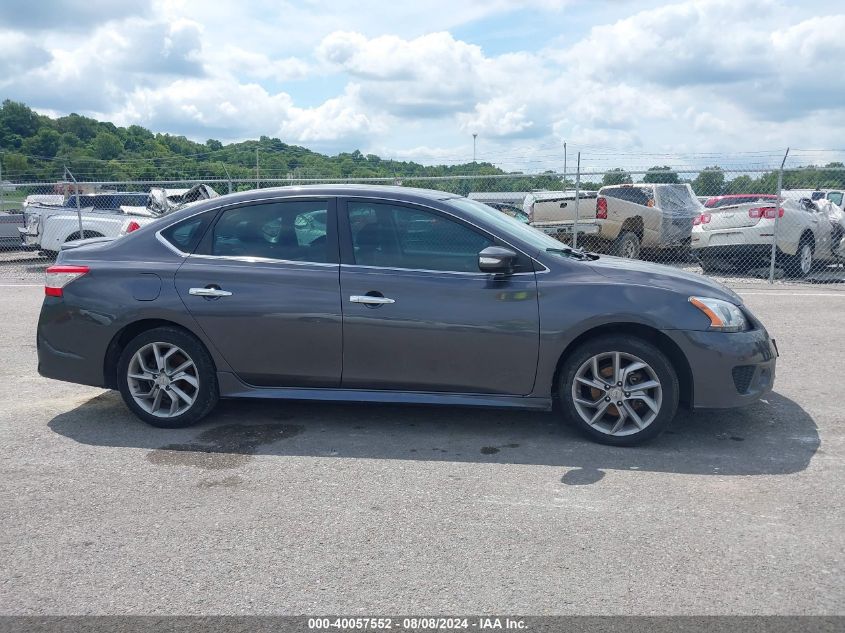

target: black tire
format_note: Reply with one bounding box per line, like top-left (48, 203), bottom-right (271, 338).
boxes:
top-left (698, 253), bottom-right (721, 274)
top-left (65, 231), bottom-right (104, 242)
top-left (117, 326), bottom-right (218, 428)
top-left (782, 238), bottom-right (814, 278)
top-left (557, 335), bottom-right (679, 446)
top-left (612, 231), bottom-right (641, 259)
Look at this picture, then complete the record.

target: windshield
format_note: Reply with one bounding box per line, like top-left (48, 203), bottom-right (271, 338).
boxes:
top-left (447, 198), bottom-right (578, 253)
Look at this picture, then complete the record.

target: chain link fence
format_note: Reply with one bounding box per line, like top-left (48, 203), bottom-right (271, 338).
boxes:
top-left (2, 164), bottom-right (844, 286)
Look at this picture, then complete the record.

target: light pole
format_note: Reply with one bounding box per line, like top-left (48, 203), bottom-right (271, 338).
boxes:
top-left (472, 133), bottom-right (477, 163)
top-left (563, 141), bottom-right (567, 189)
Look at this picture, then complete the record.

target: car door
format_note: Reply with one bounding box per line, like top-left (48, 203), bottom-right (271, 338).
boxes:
top-left (338, 198), bottom-right (539, 395)
top-left (174, 197), bottom-right (342, 388)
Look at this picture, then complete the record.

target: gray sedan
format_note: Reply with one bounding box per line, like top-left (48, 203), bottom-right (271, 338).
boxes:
top-left (37, 185), bottom-right (777, 446)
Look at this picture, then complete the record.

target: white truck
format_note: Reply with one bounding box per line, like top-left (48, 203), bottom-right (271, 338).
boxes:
top-left (525, 183), bottom-right (702, 259)
top-left (24, 186), bottom-right (219, 257)
top-left (20, 192), bottom-right (150, 256)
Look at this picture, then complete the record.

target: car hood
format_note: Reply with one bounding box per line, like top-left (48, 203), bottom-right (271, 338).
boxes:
top-left (586, 255), bottom-right (742, 304)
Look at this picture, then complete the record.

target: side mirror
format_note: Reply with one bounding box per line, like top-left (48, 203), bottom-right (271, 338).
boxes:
top-left (478, 245), bottom-right (517, 275)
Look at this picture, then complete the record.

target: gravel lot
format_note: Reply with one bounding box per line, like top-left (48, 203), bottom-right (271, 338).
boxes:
top-left (0, 284), bottom-right (842, 615)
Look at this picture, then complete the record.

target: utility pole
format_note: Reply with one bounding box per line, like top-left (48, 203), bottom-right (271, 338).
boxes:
top-left (472, 133), bottom-right (477, 163)
top-left (768, 147), bottom-right (790, 284)
top-left (563, 141), bottom-right (567, 190)
top-left (255, 147), bottom-right (260, 189)
top-left (0, 155), bottom-right (4, 214)
top-left (572, 152), bottom-right (582, 250)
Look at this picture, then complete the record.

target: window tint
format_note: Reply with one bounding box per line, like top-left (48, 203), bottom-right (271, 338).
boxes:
top-left (211, 200), bottom-right (330, 263)
top-left (160, 213), bottom-right (212, 253)
top-left (348, 202), bottom-right (491, 272)
top-left (602, 187), bottom-right (652, 206)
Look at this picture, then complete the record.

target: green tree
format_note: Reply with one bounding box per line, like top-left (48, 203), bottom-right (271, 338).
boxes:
top-left (22, 128), bottom-right (62, 158)
top-left (92, 132), bottom-right (123, 160)
top-left (0, 100), bottom-right (39, 137)
top-left (602, 168), bottom-right (633, 186)
top-left (692, 166), bottom-right (725, 197)
top-left (642, 165), bottom-right (679, 184)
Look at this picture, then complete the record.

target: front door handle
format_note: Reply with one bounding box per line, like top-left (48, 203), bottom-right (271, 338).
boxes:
top-left (189, 287), bottom-right (233, 297)
top-left (350, 295), bottom-right (395, 305)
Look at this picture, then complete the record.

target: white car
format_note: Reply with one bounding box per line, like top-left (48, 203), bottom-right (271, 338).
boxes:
top-left (691, 197), bottom-right (844, 277)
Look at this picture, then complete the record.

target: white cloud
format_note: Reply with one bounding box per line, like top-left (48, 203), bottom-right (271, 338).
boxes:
top-left (2, 0), bottom-right (845, 170)
top-left (458, 98), bottom-right (535, 137)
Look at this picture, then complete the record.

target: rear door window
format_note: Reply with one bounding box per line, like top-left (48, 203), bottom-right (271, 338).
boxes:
top-left (209, 200), bottom-right (333, 263)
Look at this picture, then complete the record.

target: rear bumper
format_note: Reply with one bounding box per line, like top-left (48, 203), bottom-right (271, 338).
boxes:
top-left (663, 326), bottom-right (777, 409)
top-left (37, 297), bottom-right (111, 388)
top-left (533, 222), bottom-right (600, 237)
top-left (693, 243), bottom-right (774, 262)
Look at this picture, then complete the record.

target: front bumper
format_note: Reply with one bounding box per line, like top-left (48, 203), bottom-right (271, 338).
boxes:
top-left (663, 326), bottom-right (777, 409)
top-left (18, 227), bottom-right (40, 249)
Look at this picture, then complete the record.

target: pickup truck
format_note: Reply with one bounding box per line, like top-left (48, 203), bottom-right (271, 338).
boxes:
top-left (23, 186), bottom-right (218, 257)
top-left (20, 192), bottom-right (150, 256)
top-left (526, 183), bottom-right (702, 259)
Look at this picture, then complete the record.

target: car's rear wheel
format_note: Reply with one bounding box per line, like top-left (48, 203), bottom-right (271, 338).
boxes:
top-left (558, 336), bottom-right (679, 446)
top-left (783, 239), bottom-right (814, 278)
top-left (117, 327), bottom-right (218, 428)
top-left (612, 231), bottom-right (641, 259)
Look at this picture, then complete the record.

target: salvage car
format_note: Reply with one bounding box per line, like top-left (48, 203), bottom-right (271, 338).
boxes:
top-left (37, 185), bottom-right (777, 446)
top-left (692, 196), bottom-right (844, 276)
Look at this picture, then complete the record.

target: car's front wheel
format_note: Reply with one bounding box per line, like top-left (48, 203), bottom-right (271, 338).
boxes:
top-left (558, 336), bottom-right (679, 446)
top-left (117, 327), bottom-right (218, 428)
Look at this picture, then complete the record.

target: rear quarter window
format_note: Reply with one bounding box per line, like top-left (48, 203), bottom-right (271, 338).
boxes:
top-left (159, 213), bottom-right (213, 253)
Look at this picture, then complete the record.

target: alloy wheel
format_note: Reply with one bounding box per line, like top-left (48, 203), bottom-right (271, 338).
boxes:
top-left (127, 342), bottom-right (200, 418)
top-left (799, 243), bottom-right (813, 275)
top-left (571, 351), bottom-right (663, 436)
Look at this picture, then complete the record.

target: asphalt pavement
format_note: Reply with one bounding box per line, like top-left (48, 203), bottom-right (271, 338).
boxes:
top-left (0, 285), bottom-right (842, 615)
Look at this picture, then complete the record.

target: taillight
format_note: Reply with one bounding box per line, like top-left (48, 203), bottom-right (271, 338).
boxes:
top-left (699, 212), bottom-right (711, 224)
top-left (749, 206), bottom-right (784, 220)
top-left (596, 197), bottom-right (608, 219)
top-left (126, 220), bottom-right (141, 233)
top-left (693, 215), bottom-right (701, 226)
top-left (45, 265), bottom-right (89, 297)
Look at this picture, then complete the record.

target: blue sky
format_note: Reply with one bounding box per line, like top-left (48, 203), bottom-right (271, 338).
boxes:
top-left (1, 0), bottom-right (844, 172)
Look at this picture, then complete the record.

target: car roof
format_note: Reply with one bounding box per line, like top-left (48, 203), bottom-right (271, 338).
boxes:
top-left (157, 184), bottom-right (463, 224)
top-left (234, 184), bottom-right (460, 201)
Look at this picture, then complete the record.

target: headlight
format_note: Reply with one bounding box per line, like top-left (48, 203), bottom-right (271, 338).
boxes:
top-left (689, 296), bottom-right (748, 332)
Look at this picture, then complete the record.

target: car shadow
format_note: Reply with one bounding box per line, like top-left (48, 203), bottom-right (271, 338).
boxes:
top-left (47, 390), bottom-right (819, 485)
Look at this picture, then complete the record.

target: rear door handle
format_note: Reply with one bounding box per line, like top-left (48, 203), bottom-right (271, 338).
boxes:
top-left (350, 295), bottom-right (395, 305)
top-left (189, 287), bottom-right (232, 297)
